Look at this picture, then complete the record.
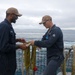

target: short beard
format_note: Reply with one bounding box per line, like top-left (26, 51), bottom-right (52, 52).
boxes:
top-left (11, 18), bottom-right (16, 23)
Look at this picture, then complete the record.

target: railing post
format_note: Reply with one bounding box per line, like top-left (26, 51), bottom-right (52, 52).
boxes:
top-left (71, 45), bottom-right (75, 75)
top-left (61, 48), bottom-right (72, 75)
top-left (61, 51), bottom-right (66, 75)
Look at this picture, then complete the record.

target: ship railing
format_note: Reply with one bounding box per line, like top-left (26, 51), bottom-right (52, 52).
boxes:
top-left (15, 45), bottom-right (75, 75)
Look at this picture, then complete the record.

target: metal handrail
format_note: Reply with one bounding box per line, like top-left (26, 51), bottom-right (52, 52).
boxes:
top-left (15, 45), bottom-right (75, 75)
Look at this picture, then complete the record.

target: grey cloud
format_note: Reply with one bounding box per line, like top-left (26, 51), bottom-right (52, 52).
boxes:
top-left (0, 0), bottom-right (75, 29)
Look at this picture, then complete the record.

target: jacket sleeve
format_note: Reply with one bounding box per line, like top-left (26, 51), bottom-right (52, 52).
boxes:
top-left (41, 35), bottom-right (46, 41)
top-left (34, 28), bottom-right (61, 48)
top-left (0, 24), bottom-right (16, 53)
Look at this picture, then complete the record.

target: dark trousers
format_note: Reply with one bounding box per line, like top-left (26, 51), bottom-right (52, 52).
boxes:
top-left (0, 55), bottom-right (16, 75)
top-left (43, 55), bottom-right (64, 75)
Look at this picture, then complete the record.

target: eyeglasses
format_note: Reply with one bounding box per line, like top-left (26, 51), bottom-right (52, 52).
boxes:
top-left (43, 20), bottom-right (49, 25)
top-left (43, 21), bottom-right (46, 25)
top-left (10, 13), bottom-right (18, 17)
top-left (13, 14), bottom-right (18, 16)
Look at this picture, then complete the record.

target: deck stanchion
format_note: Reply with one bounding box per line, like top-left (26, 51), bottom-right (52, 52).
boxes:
top-left (22, 51), bottom-right (24, 75)
top-left (61, 48), bottom-right (72, 75)
top-left (71, 45), bottom-right (75, 75)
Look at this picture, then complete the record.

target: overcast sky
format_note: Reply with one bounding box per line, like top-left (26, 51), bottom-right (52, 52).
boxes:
top-left (0, 0), bottom-right (75, 30)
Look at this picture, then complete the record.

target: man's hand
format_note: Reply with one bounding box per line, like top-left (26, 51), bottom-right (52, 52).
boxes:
top-left (29, 40), bottom-right (35, 45)
top-left (16, 43), bottom-right (27, 50)
top-left (16, 38), bottom-right (26, 43)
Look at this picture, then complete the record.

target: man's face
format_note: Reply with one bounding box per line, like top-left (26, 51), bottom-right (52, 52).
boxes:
top-left (43, 20), bottom-right (50, 28)
top-left (11, 14), bottom-right (18, 23)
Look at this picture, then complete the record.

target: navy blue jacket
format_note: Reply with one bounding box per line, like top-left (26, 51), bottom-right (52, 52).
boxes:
top-left (34, 25), bottom-right (64, 59)
top-left (0, 19), bottom-right (16, 75)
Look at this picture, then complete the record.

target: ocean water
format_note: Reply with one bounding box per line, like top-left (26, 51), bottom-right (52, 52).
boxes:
top-left (15, 29), bottom-right (75, 49)
top-left (15, 29), bottom-right (75, 75)
top-left (15, 29), bottom-right (75, 42)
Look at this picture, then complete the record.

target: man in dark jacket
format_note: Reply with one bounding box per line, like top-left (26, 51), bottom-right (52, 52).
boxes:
top-left (0, 7), bottom-right (26, 75)
top-left (30, 15), bottom-right (64, 75)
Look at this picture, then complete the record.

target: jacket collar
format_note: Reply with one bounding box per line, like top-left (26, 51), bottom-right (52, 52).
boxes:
top-left (4, 19), bottom-right (12, 26)
top-left (48, 24), bottom-right (56, 32)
